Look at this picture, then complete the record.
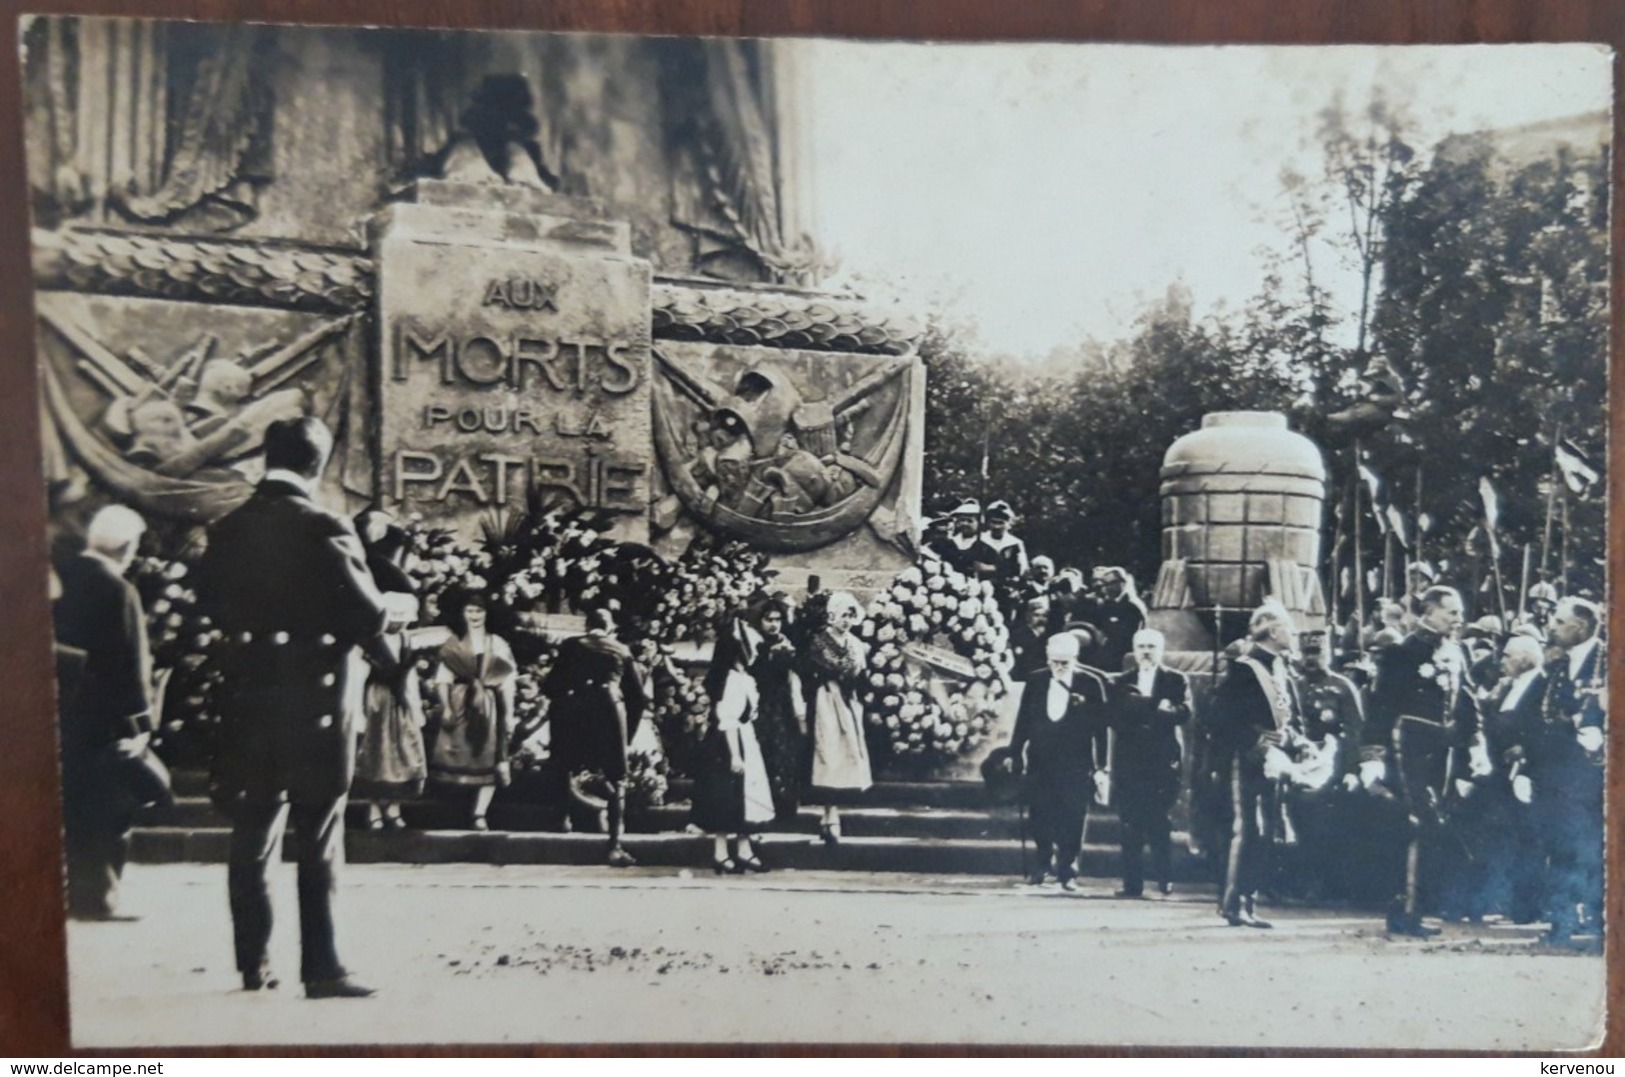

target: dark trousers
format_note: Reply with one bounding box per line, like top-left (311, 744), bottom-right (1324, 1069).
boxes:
top-left (1394, 721), bottom-right (1451, 917)
top-left (228, 795), bottom-right (347, 984)
top-left (63, 797), bottom-right (132, 917)
top-left (1536, 776), bottom-right (1604, 935)
top-left (1118, 784), bottom-right (1175, 895)
top-left (1028, 776), bottom-right (1089, 881)
top-left (1221, 756), bottom-right (1268, 915)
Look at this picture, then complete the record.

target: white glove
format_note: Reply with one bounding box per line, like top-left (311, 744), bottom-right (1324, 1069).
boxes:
top-left (1359, 759), bottom-right (1387, 790)
top-left (1092, 769), bottom-right (1111, 806)
top-left (1468, 741), bottom-right (1493, 778)
top-left (1576, 726), bottom-right (1604, 754)
top-left (1512, 774), bottom-right (1534, 804)
top-left (1453, 778), bottom-right (1474, 800)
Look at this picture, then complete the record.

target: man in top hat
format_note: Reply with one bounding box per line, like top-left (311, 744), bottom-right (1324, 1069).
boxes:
top-left (1107, 628), bottom-right (1192, 898)
top-left (926, 499), bottom-right (1001, 580)
top-left (1006, 632), bottom-right (1111, 890)
top-left (194, 415), bottom-right (391, 998)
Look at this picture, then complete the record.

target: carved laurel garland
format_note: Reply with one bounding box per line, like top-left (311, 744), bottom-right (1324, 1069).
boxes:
top-left (31, 227), bottom-right (924, 355)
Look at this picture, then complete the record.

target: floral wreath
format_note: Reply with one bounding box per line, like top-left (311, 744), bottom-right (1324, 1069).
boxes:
top-left (856, 554), bottom-right (1014, 760)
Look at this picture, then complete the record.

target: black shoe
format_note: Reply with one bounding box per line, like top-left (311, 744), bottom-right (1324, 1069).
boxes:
top-left (1059, 877), bottom-right (1078, 892)
top-left (606, 845), bottom-right (637, 868)
top-left (1386, 912), bottom-right (1440, 938)
top-left (1026, 869), bottom-right (1049, 885)
top-left (243, 964), bottom-right (279, 991)
top-left (70, 910), bottom-right (139, 923)
top-left (304, 977), bottom-right (376, 999)
top-left (819, 824), bottom-right (841, 847)
top-left (1158, 882), bottom-right (1173, 897)
top-left (734, 856), bottom-right (769, 874)
top-left (1115, 888), bottom-right (1145, 900)
top-left (713, 858), bottom-right (737, 876)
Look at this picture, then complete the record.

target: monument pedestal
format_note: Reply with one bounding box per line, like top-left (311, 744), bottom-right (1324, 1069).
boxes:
top-left (370, 181), bottom-right (653, 542)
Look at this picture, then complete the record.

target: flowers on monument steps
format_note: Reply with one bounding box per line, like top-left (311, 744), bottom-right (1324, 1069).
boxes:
top-left (859, 557), bottom-right (1013, 762)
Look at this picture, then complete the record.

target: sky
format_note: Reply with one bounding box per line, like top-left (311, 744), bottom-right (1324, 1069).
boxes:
top-left (800, 43), bottom-right (1611, 361)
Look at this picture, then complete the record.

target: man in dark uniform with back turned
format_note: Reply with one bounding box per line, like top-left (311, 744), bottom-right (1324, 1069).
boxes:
top-left (195, 416), bottom-right (390, 998)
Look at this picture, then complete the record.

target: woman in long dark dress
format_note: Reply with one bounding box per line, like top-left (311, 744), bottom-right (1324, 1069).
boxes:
top-left (541, 608), bottom-right (650, 867)
top-left (749, 599), bottom-right (806, 823)
top-left (691, 611), bottom-right (776, 872)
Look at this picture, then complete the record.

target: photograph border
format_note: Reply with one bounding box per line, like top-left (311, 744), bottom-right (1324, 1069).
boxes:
top-left (0, 0), bottom-right (1620, 1057)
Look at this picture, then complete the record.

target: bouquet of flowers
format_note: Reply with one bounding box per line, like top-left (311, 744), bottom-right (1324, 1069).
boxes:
top-left (857, 556), bottom-right (1014, 761)
top-left (128, 552), bottom-right (222, 766)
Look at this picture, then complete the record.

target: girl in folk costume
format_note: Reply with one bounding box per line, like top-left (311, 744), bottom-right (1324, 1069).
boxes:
top-left (748, 595), bottom-right (807, 822)
top-left (692, 609), bottom-right (778, 873)
top-left (352, 511), bottom-right (428, 829)
top-left (428, 591), bottom-right (517, 830)
top-left (803, 590), bottom-right (872, 845)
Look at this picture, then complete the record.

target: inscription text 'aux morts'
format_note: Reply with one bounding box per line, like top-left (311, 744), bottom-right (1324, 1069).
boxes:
top-left (483, 276), bottom-right (561, 312)
top-left (392, 321), bottom-right (642, 394)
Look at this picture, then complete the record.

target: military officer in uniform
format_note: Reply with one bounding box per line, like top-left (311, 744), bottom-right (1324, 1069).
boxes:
top-left (1369, 585), bottom-right (1488, 938)
top-left (195, 416), bottom-right (391, 998)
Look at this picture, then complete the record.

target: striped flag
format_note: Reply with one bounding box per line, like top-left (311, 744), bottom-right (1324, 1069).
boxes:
top-left (1556, 439), bottom-right (1600, 495)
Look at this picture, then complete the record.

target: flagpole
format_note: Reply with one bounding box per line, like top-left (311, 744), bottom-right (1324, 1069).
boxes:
top-left (1541, 421), bottom-right (1563, 579)
top-left (1518, 544), bottom-right (1532, 622)
top-left (1413, 465), bottom-right (1424, 575)
top-left (1352, 439), bottom-right (1365, 634)
top-left (1488, 535), bottom-right (1510, 627)
top-left (1560, 494), bottom-right (1571, 596)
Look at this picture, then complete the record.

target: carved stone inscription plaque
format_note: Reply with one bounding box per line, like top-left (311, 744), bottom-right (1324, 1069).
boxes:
top-left (373, 197), bottom-right (653, 541)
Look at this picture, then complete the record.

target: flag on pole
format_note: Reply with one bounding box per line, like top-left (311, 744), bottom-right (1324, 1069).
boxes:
top-left (1385, 505), bottom-right (1410, 548)
top-left (1556, 439), bottom-right (1600, 495)
top-left (1358, 463), bottom-right (1382, 503)
top-left (1479, 477), bottom-right (1502, 556)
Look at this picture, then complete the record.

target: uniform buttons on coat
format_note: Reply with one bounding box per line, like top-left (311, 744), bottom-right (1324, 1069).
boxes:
top-left (239, 631), bottom-right (254, 644)
top-left (321, 673), bottom-right (336, 687)
top-left (317, 714), bottom-right (333, 729)
top-left (320, 634), bottom-right (336, 646)
top-left (273, 631), bottom-right (290, 645)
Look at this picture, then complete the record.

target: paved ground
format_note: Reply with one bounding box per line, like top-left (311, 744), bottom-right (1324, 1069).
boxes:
top-left (68, 862), bottom-right (1605, 1051)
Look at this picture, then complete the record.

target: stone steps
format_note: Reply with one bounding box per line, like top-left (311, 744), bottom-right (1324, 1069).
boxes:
top-left (138, 772), bottom-right (1208, 881)
top-left (140, 796), bottom-right (1150, 845)
top-left (128, 826), bottom-right (1209, 881)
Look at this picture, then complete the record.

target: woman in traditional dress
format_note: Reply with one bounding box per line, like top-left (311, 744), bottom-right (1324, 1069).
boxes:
top-left (352, 512), bottom-right (427, 828)
top-left (428, 592), bottom-right (517, 830)
top-left (803, 590), bottom-right (872, 845)
top-left (749, 597), bottom-right (806, 823)
top-left (691, 611), bottom-right (776, 872)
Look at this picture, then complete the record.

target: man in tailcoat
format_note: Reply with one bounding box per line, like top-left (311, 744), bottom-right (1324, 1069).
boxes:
top-left (1529, 596), bottom-right (1605, 944)
top-left (194, 416), bottom-right (389, 998)
top-left (1211, 602), bottom-right (1301, 928)
top-left (542, 608), bottom-right (650, 867)
top-left (53, 505), bottom-right (155, 920)
top-left (1369, 585), bottom-right (1488, 937)
top-left (1466, 633), bottom-right (1548, 924)
top-left (1108, 628), bottom-right (1192, 898)
top-left (1006, 632), bottom-right (1110, 891)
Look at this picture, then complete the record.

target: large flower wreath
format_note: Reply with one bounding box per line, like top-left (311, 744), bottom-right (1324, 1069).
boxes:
top-left (857, 555), bottom-right (1015, 762)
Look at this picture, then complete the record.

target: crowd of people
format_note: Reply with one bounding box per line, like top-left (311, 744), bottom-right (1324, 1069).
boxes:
top-left (48, 427), bottom-right (1607, 1002)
